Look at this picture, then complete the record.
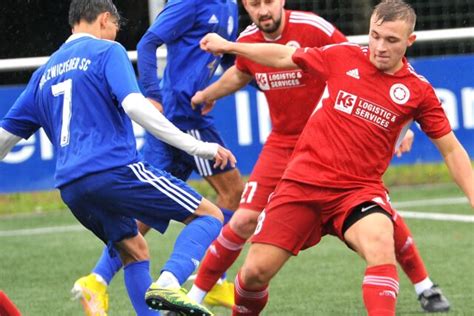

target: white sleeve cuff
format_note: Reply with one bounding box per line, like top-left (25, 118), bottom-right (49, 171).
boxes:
top-left (121, 93), bottom-right (218, 160)
top-left (0, 128), bottom-right (22, 160)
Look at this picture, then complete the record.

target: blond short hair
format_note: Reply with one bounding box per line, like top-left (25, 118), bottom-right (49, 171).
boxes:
top-left (372, 0), bottom-right (416, 33)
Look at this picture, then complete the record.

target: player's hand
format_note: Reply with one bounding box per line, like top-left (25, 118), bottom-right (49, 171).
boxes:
top-left (395, 129), bottom-right (414, 158)
top-left (213, 145), bottom-right (236, 170)
top-left (200, 33), bottom-right (230, 56)
top-left (191, 91), bottom-right (216, 115)
top-left (147, 98), bottom-right (164, 113)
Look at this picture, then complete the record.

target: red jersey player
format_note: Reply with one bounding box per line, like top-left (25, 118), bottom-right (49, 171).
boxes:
top-left (190, 0), bottom-right (451, 313)
top-left (198, 0), bottom-right (474, 315)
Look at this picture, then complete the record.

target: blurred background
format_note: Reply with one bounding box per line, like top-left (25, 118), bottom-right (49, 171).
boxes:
top-left (0, 0), bottom-right (473, 192)
top-left (1, 0), bottom-right (473, 84)
top-left (0, 2), bottom-right (473, 315)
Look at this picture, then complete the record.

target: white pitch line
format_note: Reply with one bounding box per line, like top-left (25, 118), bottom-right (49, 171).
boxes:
top-left (398, 211), bottom-right (474, 223)
top-left (393, 197), bottom-right (468, 208)
top-left (0, 224), bottom-right (84, 237)
top-left (0, 201), bottom-right (473, 237)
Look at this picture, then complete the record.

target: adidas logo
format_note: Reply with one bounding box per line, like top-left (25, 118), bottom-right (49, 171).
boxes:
top-left (208, 14), bottom-right (219, 24)
top-left (346, 68), bottom-right (360, 79)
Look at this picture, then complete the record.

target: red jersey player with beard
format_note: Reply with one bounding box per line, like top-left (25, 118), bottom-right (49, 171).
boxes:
top-left (199, 0), bottom-right (474, 315)
top-left (190, 0), bottom-right (451, 313)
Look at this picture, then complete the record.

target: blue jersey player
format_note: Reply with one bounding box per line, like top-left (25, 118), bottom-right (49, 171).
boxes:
top-left (0, 1), bottom-right (236, 315)
top-left (73, 0), bottom-right (243, 313)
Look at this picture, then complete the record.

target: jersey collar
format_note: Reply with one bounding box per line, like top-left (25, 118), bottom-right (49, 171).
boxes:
top-left (65, 33), bottom-right (97, 43)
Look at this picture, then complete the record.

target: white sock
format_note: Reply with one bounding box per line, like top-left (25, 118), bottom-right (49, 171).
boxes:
top-left (155, 271), bottom-right (180, 289)
top-left (92, 273), bottom-right (107, 286)
top-left (188, 285), bottom-right (208, 304)
top-left (414, 277), bottom-right (434, 295)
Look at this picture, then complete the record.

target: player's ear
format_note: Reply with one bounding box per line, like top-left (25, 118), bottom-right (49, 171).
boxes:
top-left (407, 33), bottom-right (416, 47)
top-left (98, 12), bottom-right (109, 29)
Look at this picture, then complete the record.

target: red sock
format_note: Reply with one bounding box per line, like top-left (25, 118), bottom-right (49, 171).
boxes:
top-left (233, 270), bottom-right (268, 316)
top-left (362, 264), bottom-right (399, 316)
top-left (194, 224), bottom-right (246, 291)
top-left (393, 215), bottom-right (428, 284)
top-left (0, 291), bottom-right (21, 316)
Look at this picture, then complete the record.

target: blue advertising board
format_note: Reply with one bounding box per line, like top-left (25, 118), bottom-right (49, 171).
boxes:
top-left (1, 54), bottom-right (473, 193)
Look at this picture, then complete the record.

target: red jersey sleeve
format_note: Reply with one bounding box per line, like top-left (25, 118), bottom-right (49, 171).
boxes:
top-left (235, 55), bottom-right (251, 74)
top-left (415, 85), bottom-right (452, 139)
top-left (291, 47), bottom-right (330, 81)
top-left (328, 29), bottom-right (348, 45)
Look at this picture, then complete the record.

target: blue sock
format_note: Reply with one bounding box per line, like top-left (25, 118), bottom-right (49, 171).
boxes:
top-left (163, 216), bottom-right (222, 285)
top-left (92, 247), bottom-right (123, 285)
top-left (124, 260), bottom-right (160, 315)
top-left (221, 208), bottom-right (234, 225)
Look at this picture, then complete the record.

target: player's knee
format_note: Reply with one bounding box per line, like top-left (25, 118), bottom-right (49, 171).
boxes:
top-left (363, 231), bottom-right (395, 265)
top-left (196, 198), bottom-right (224, 223)
top-left (137, 221), bottom-right (151, 235)
top-left (116, 234), bottom-right (150, 265)
top-left (240, 263), bottom-right (272, 288)
top-left (230, 210), bottom-right (259, 238)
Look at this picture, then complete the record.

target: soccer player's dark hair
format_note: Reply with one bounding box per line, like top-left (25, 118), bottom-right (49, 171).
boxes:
top-left (372, 0), bottom-right (417, 33)
top-left (68, 0), bottom-right (121, 28)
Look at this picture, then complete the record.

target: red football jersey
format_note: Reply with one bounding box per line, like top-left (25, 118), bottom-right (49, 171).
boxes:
top-left (236, 10), bottom-right (347, 147)
top-left (284, 43), bottom-right (451, 188)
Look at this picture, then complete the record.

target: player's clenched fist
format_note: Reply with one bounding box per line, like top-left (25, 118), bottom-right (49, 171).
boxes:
top-left (200, 33), bottom-right (231, 55)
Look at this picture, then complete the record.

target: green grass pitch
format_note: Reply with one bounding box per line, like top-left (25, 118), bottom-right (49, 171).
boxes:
top-left (0, 183), bottom-right (472, 315)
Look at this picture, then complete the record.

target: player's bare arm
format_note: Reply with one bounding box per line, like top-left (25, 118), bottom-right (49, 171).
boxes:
top-left (191, 66), bottom-right (253, 115)
top-left (431, 131), bottom-right (474, 208)
top-left (201, 33), bottom-right (298, 69)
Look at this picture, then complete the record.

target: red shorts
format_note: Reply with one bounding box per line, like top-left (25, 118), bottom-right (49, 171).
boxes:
top-left (239, 143), bottom-right (294, 212)
top-left (251, 179), bottom-right (396, 255)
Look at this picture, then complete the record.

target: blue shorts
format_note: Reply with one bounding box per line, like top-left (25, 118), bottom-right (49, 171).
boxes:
top-left (60, 162), bottom-right (202, 245)
top-left (142, 125), bottom-right (235, 181)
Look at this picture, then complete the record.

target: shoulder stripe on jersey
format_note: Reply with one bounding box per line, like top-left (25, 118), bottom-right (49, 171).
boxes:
top-left (128, 162), bottom-right (200, 213)
top-left (188, 130), bottom-right (213, 176)
top-left (238, 24), bottom-right (259, 39)
top-left (407, 63), bottom-right (429, 83)
top-left (289, 12), bottom-right (334, 36)
top-left (290, 11), bottom-right (335, 31)
top-left (321, 41), bottom-right (360, 51)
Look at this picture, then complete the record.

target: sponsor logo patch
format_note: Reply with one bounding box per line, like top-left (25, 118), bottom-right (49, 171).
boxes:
top-left (335, 90), bottom-right (357, 114)
top-left (255, 70), bottom-right (304, 90)
top-left (286, 40), bottom-right (301, 48)
top-left (334, 90), bottom-right (399, 129)
top-left (390, 83), bottom-right (410, 105)
top-left (228, 16), bottom-right (234, 36)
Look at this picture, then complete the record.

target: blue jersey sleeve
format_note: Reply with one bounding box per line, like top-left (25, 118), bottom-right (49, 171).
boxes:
top-left (103, 43), bottom-right (141, 104)
top-left (136, 0), bottom-right (196, 103)
top-left (149, 0), bottom-right (197, 43)
top-left (137, 31), bottom-right (164, 103)
top-left (1, 71), bottom-right (41, 139)
top-left (218, 2), bottom-right (238, 72)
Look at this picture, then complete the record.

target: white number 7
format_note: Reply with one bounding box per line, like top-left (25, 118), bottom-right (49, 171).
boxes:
top-left (240, 181), bottom-right (258, 204)
top-left (51, 79), bottom-right (72, 147)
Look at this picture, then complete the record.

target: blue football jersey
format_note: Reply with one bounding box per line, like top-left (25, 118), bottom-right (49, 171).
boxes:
top-left (138, 0), bottom-right (238, 130)
top-left (1, 34), bottom-right (142, 187)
